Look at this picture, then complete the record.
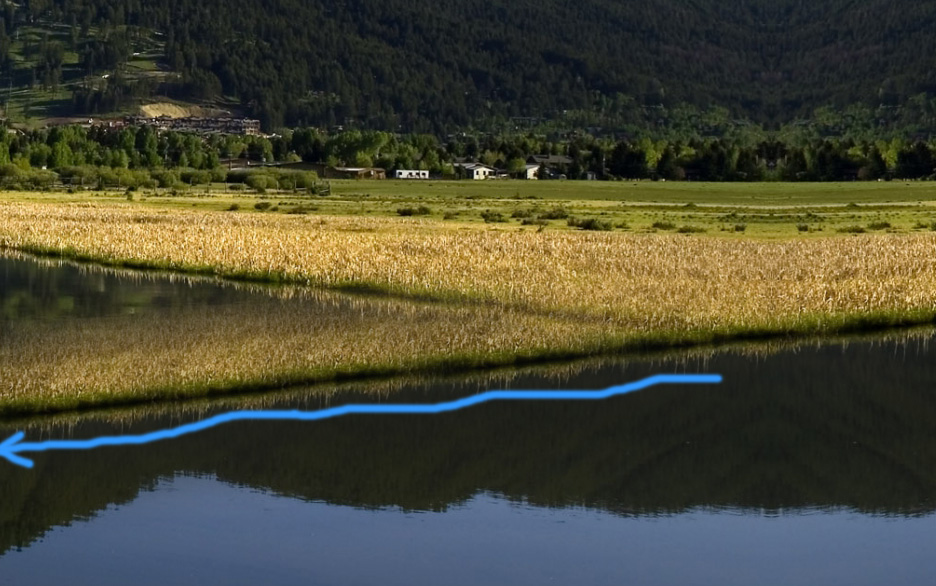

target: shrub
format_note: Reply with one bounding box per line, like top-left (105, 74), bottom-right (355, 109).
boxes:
top-left (867, 221), bottom-right (891, 231)
top-left (511, 209), bottom-right (534, 219)
top-left (226, 203), bottom-right (240, 211)
top-left (734, 224), bottom-right (747, 232)
top-left (521, 218), bottom-right (549, 226)
top-left (397, 205), bottom-right (431, 216)
top-left (797, 224), bottom-right (810, 232)
top-left (481, 210), bottom-right (507, 223)
top-left (568, 217), bottom-right (612, 231)
top-left (246, 175), bottom-right (269, 194)
top-left (442, 211), bottom-right (458, 220)
top-left (837, 225), bottom-right (866, 233)
top-left (288, 205), bottom-right (318, 215)
top-left (254, 201), bottom-right (272, 211)
top-left (676, 225), bottom-right (706, 233)
top-left (651, 221), bottom-right (676, 230)
top-left (539, 206), bottom-right (570, 220)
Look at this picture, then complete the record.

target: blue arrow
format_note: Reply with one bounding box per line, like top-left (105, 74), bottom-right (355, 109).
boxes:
top-left (0, 373), bottom-right (721, 469)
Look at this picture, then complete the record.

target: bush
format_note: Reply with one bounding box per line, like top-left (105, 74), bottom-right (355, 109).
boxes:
top-left (734, 224), bottom-right (747, 232)
top-left (837, 225), bottom-right (866, 233)
top-left (442, 211), bottom-right (458, 220)
top-left (397, 205), bottom-right (432, 216)
top-left (152, 169), bottom-right (180, 189)
top-left (676, 225), bottom-right (706, 233)
top-left (286, 204), bottom-right (318, 215)
top-left (511, 209), bottom-right (534, 219)
top-left (521, 218), bottom-right (549, 226)
top-left (568, 217), bottom-right (612, 231)
top-left (226, 203), bottom-right (240, 211)
top-left (481, 210), bottom-right (507, 223)
top-left (539, 206), bottom-right (570, 220)
top-left (866, 221), bottom-right (891, 231)
top-left (797, 224), bottom-right (810, 232)
top-left (254, 201), bottom-right (272, 211)
top-left (246, 175), bottom-right (269, 194)
top-left (651, 221), bottom-right (676, 230)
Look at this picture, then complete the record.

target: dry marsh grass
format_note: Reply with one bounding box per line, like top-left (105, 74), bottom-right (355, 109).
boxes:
top-left (3, 201), bottom-right (936, 414)
top-left (3, 202), bottom-right (936, 326)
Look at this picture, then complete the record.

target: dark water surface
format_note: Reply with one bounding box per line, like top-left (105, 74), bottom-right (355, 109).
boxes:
top-left (1, 253), bottom-right (936, 585)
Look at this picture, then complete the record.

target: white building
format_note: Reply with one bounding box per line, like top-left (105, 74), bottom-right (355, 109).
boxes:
top-left (524, 164), bottom-right (540, 180)
top-left (454, 162), bottom-right (496, 180)
top-left (395, 169), bottom-right (429, 179)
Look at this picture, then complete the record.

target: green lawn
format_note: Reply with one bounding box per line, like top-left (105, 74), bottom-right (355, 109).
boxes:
top-left (327, 179), bottom-right (936, 205)
top-left (6, 180), bottom-right (936, 238)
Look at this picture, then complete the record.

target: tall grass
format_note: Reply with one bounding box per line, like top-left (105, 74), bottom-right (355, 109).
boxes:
top-left (3, 201), bottom-right (936, 414)
top-left (3, 202), bottom-right (936, 323)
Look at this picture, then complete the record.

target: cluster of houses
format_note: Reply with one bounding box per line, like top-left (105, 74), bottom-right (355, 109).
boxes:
top-left (391, 155), bottom-right (576, 181)
top-left (122, 115), bottom-right (262, 135)
top-left (231, 154), bottom-right (579, 181)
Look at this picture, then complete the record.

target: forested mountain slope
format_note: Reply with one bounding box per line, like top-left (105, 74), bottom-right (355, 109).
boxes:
top-left (13, 0), bottom-right (936, 131)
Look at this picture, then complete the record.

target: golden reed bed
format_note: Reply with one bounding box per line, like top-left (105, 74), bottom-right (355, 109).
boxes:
top-left (2, 202), bottom-right (936, 327)
top-left (2, 201), bottom-right (936, 412)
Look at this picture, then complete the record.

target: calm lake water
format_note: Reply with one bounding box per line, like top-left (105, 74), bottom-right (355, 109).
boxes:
top-left (1, 252), bottom-right (935, 585)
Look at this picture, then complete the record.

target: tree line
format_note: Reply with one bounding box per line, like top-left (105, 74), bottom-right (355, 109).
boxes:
top-left (0, 123), bottom-right (935, 190)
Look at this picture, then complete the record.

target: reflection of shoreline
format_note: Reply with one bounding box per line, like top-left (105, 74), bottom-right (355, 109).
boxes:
top-left (2, 333), bottom-right (936, 557)
top-left (4, 323), bottom-right (935, 432)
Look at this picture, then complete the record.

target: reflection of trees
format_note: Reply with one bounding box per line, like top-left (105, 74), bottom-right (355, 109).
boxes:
top-left (2, 337), bottom-right (936, 554)
top-left (0, 254), bottom-right (244, 320)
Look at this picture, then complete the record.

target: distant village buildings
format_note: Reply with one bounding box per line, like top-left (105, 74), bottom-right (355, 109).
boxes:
top-left (395, 169), bottom-right (429, 179)
top-left (123, 115), bottom-right (262, 135)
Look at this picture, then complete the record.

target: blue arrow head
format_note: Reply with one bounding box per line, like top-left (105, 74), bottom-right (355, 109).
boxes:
top-left (0, 432), bottom-right (34, 469)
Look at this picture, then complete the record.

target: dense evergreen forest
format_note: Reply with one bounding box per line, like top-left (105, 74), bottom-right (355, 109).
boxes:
top-left (6, 0), bottom-right (936, 134)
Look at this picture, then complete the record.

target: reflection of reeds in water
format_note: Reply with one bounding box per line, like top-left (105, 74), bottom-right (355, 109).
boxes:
top-left (0, 290), bottom-right (630, 414)
top-left (6, 322), bottom-right (934, 432)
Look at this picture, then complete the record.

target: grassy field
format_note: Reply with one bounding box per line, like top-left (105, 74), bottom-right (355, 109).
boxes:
top-left (326, 179), bottom-right (936, 204)
top-left (7, 180), bottom-right (936, 238)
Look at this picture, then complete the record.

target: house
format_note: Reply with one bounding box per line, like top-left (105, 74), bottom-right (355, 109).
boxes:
top-left (395, 169), bottom-right (429, 179)
top-left (523, 164), bottom-right (540, 180)
top-left (526, 154), bottom-right (572, 180)
top-left (453, 162), bottom-right (496, 180)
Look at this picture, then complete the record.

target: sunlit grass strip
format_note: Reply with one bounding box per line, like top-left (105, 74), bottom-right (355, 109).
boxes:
top-left (3, 202), bottom-right (936, 319)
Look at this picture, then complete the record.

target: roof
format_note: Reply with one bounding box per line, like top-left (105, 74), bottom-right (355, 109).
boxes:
top-left (528, 154), bottom-right (573, 165)
top-left (453, 162), bottom-right (496, 170)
